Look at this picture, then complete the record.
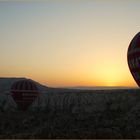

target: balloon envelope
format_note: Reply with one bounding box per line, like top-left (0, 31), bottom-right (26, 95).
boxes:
top-left (11, 79), bottom-right (39, 111)
top-left (127, 32), bottom-right (140, 87)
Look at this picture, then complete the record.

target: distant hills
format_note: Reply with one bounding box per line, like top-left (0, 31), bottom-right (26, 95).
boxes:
top-left (63, 86), bottom-right (138, 90)
top-left (0, 77), bottom-right (48, 93)
top-left (0, 77), bottom-right (138, 94)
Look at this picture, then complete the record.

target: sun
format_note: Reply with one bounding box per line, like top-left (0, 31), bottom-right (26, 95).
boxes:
top-left (103, 71), bottom-right (122, 86)
top-left (97, 65), bottom-right (125, 87)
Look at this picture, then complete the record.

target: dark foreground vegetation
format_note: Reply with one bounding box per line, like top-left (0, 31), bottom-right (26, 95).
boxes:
top-left (0, 89), bottom-right (140, 138)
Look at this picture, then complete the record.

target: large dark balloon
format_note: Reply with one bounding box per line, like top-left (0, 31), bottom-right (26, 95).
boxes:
top-left (11, 79), bottom-right (39, 111)
top-left (127, 32), bottom-right (140, 87)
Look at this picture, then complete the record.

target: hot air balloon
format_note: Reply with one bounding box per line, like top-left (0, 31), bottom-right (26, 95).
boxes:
top-left (11, 79), bottom-right (39, 111)
top-left (127, 32), bottom-right (140, 87)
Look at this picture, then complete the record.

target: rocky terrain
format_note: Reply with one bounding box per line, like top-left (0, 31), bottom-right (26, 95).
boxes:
top-left (0, 78), bottom-right (140, 138)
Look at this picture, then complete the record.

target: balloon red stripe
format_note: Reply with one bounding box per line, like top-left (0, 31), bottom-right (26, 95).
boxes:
top-left (128, 52), bottom-right (140, 59)
top-left (11, 90), bottom-right (38, 92)
top-left (129, 67), bottom-right (140, 72)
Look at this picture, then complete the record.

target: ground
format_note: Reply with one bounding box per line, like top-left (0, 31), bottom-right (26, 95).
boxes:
top-left (0, 89), bottom-right (140, 138)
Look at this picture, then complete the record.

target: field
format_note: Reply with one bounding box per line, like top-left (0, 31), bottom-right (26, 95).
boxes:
top-left (0, 88), bottom-right (140, 138)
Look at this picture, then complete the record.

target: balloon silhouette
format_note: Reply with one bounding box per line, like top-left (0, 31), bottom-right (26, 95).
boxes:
top-left (127, 32), bottom-right (140, 87)
top-left (11, 79), bottom-right (39, 111)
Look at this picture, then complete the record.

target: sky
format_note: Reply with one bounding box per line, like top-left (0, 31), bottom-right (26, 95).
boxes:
top-left (0, 0), bottom-right (140, 87)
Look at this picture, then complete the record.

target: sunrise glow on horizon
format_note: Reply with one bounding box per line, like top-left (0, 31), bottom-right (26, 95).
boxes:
top-left (0, 1), bottom-right (140, 87)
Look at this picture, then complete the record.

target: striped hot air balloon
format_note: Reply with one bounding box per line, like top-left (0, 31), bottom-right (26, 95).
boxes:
top-left (11, 79), bottom-right (39, 111)
top-left (127, 32), bottom-right (140, 87)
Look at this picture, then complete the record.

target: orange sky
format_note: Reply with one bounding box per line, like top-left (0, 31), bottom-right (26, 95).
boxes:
top-left (0, 1), bottom-right (140, 87)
